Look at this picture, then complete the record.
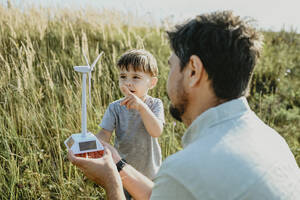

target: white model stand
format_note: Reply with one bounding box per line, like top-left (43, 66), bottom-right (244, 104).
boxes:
top-left (64, 52), bottom-right (104, 158)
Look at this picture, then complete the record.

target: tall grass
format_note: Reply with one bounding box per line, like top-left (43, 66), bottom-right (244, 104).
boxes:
top-left (0, 5), bottom-right (299, 199)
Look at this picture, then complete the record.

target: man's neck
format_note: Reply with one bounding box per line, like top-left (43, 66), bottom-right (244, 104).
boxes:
top-left (182, 95), bottom-right (225, 126)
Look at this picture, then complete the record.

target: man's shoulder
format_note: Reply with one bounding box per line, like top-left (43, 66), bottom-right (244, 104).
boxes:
top-left (154, 148), bottom-right (206, 198)
top-left (157, 148), bottom-right (192, 178)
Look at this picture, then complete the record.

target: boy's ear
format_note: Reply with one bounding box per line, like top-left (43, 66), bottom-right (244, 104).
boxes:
top-left (149, 77), bottom-right (158, 89)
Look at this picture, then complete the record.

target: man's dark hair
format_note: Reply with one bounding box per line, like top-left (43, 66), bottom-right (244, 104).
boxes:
top-left (167, 11), bottom-right (264, 100)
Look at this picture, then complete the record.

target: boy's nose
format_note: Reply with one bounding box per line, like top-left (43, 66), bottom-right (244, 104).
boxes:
top-left (125, 81), bottom-right (133, 87)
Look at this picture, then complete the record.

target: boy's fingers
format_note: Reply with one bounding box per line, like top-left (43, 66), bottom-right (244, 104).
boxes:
top-left (120, 99), bottom-right (127, 106)
top-left (126, 98), bottom-right (134, 106)
top-left (127, 99), bottom-right (136, 109)
top-left (126, 99), bottom-right (134, 108)
top-left (121, 85), bottom-right (132, 97)
top-left (120, 96), bottom-right (131, 106)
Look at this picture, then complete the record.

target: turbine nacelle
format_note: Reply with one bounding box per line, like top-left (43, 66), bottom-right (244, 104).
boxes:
top-left (74, 66), bottom-right (91, 73)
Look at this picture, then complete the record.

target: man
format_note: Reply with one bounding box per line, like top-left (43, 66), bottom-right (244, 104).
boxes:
top-left (68, 11), bottom-right (300, 200)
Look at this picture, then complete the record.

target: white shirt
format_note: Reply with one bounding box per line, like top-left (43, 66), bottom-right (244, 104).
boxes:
top-left (151, 97), bottom-right (300, 200)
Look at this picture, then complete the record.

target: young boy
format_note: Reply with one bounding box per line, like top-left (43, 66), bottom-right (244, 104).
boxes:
top-left (96, 49), bottom-right (165, 182)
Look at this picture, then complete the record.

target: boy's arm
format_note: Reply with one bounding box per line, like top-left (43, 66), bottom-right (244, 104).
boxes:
top-left (96, 129), bottom-right (112, 143)
top-left (120, 86), bottom-right (163, 138)
top-left (138, 104), bottom-right (163, 138)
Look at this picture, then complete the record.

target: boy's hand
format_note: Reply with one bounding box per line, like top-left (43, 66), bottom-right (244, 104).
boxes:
top-left (120, 86), bottom-right (145, 111)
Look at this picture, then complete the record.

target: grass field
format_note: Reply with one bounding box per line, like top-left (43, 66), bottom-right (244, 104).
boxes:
top-left (0, 5), bottom-right (299, 199)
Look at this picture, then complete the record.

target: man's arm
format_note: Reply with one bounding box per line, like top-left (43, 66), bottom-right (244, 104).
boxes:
top-left (96, 128), bottom-right (112, 143)
top-left (104, 141), bottom-right (154, 199)
top-left (119, 164), bottom-right (154, 200)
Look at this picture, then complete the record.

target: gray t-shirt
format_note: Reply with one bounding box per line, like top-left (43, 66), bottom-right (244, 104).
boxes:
top-left (100, 95), bottom-right (165, 179)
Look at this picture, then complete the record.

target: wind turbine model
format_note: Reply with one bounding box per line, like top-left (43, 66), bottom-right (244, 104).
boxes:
top-left (64, 51), bottom-right (104, 158)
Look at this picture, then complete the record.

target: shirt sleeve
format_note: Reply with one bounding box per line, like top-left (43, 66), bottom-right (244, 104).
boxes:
top-left (151, 173), bottom-right (196, 200)
top-left (99, 103), bottom-right (117, 132)
top-left (151, 99), bottom-right (165, 124)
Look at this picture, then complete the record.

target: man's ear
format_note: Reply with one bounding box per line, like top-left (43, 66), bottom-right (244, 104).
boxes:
top-left (187, 55), bottom-right (205, 87)
top-left (149, 77), bottom-right (158, 89)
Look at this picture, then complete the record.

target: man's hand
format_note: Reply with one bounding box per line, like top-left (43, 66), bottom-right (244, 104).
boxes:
top-left (68, 148), bottom-right (120, 188)
top-left (120, 86), bottom-right (145, 111)
top-left (100, 140), bottom-right (122, 164)
top-left (68, 141), bottom-right (154, 200)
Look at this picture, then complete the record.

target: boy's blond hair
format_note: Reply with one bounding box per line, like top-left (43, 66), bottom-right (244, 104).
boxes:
top-left (117, 49), bottom-right (158, 77)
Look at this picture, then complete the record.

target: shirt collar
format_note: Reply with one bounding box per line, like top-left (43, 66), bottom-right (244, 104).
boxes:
top-left (181, 96), bottom-right (251, 148)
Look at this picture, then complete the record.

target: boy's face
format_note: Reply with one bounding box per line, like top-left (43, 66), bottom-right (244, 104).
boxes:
top-left (119, 65), bottom-right (157, 100)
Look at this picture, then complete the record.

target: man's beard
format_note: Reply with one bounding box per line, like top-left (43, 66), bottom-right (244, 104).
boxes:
top-left (169, 86), bottom-right (188, 122)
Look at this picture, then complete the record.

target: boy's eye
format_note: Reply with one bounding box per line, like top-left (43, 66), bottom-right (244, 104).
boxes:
top-left (133, 76), bottom-right (140, 79)
top-left (120, 75), bottom-right (126, 79)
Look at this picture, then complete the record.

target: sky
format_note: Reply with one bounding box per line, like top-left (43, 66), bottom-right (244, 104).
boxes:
top-left (1, 0), bottom-right (299, 32)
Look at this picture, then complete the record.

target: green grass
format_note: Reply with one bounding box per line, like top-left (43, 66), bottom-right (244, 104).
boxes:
top-left (0, 5), bottom-right (299, 199)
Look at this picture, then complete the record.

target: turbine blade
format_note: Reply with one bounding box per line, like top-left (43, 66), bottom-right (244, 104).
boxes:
top-left (90, 51), bottom-right (104, 71)
top-left (83, 51), bottom-right (90, 66)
